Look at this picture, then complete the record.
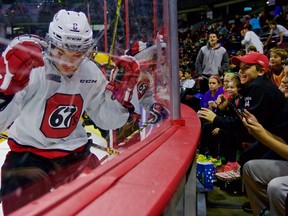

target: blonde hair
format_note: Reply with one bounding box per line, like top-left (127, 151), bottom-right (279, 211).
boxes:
top-left (223, 73), bottom-right (239, 90)
top-left (270, 48), bottom-right (288, 61)
top-left (224, 72), bottom-right (237, 81)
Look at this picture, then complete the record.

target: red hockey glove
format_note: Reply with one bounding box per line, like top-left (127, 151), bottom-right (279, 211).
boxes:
top-left (0, 34), bottom-right (47, 95)
top-left (148, 103), bottom-right (169, 124)
top-left (106, 55), bottom-right (140, 110)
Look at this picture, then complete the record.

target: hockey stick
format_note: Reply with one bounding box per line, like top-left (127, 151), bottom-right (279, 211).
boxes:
top-left (0, 132), bottom-right (8, 139)
top-left (117, 120), bottom-right (154, 146)
top-left (99, 155), bottom-right (109, 164)
top-left (90, 142), bottom-right (120, 155)
top-left (108, 0), bottom-right (123, 66)
top-left (100, 0), bottom-right (123, 149)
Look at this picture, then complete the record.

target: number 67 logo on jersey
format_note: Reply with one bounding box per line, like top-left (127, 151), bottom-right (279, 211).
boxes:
top-left (41, 93), bottom-right (83, 138)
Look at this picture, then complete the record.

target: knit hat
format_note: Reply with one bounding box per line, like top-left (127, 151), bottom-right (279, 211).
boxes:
top-left (232, 52), bottom-right (269, 72)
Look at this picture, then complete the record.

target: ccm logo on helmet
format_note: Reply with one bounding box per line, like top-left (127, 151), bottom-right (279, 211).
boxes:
top-left (67, 36), bottom-right (82, 41)
top-left (80, 80), bottom-right (97, 84)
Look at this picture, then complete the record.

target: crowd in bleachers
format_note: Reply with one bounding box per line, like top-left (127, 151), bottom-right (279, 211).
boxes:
top-left (178, 4), bottom-right (288, 76)
top-left (1, 2), bottom-right (28, 16)
top-left (179, 3), bottom-right (288, 215)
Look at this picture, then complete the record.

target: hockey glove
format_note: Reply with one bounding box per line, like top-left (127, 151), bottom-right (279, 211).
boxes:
top-left (106, 55), bottom-right (140, 110)
top-left (148, 103), bottom-right (169, 124)
top-left (0, 34), bottom-right (47, 95)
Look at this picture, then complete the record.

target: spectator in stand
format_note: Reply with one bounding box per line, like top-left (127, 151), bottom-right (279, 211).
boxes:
top-left (247, 45), bottom-right (257, 53)
top-left (198, 75), bottom-right (241, 162)
top-left (226, 51), bottom-right (245, 74)
top-left (179, 67), bottom-right (186, 90)
top-left (188, 43), bottom-right (199, 70)
top-left (241, 24), bottom-right (264, 54)
top-left (198, 74), bottom-right (224, 157)
top-left (243, 15), bottom-right (251, 26)
top-left (258, 11), bottom-right (268, 31)
top-left (195, 32), bottom-right (229, 93)
top-left (222, 72), bottom-right (238, 99)
top-left (183, 33), bottom-right (193, 48)
top-left (230, 52), bottom-right (288, 165)
top-left (217, 22), bottom-right (229, 38)
top-left (181, 55), bottom-right (193, 71)
top-left (249, 14), bottom-right (261, 35)
top-left (273, 4), bottom-right (282, 23)
top-left (268, 48), bottom-right (288, 87)
top-left (221, 77), bottom-right (243, 161)
top-left (182, 70), bottom-right (196, 90)
top-left (241, 65), bottom-right (288, 215)
top-left (180, 70), bottom-right (196, 105)
top-left (242, 118), bottom-right (288, 216)
top-left (200, 75), bottom-right (224, 110)
top-left (264, 20), bottom-right (288, 49)
top-left (279, 60), bottom-right (288, 97)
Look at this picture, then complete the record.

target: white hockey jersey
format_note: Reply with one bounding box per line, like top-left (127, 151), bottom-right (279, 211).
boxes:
top-left (131, 71), bottom-right (156, 115)
top-left (0, 56), bottom-right (129, 152)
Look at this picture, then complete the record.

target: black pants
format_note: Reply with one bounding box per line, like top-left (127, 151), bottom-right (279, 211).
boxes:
top-left (1, 144), bottom-right (100, 215)
top-left (199, 121), bottom-right (238, 162)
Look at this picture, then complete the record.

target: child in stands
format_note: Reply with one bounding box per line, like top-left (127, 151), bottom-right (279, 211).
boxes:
top-left (222, 72), bottom-right (238, 99)
top-left (182, 70), bottom-right (196, 90)
top-left (268, 47), bottom-right (288, 86)
top-left (279, 61), bottom-right (288, 97)
top-left (179, 67), bottom-right (186, 89)
top-left (198, 75), bottom-right (224, 157)
top-left (198, 75), bottom-right (242, 162)
top-left (200, 75), bottom-right (224, 111)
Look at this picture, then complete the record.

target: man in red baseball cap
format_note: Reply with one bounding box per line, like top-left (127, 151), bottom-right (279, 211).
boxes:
top-left (230, 52), bottom-right (270, 86)
top-left (232, 52), bottom-right (269, 73)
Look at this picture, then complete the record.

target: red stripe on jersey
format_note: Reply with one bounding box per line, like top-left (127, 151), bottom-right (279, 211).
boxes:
top-left (8, 139), bottom-right (85, 159)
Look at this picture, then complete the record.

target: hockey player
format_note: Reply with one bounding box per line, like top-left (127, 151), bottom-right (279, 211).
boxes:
top-left (0, 9), bottom-right (140, 214)
top-left (91, 45), bottom-right (169, 147)
top-left (115, 40), bottom-right (169, 146)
